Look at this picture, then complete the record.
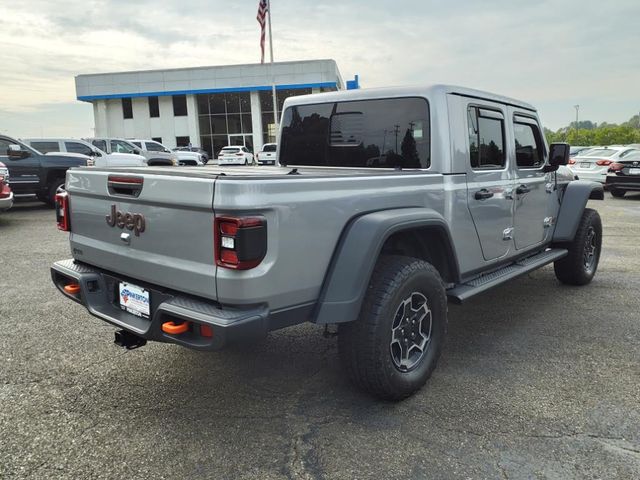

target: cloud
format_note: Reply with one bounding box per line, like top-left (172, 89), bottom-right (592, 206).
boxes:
top-left (0, 0), bottom-right (638, 135)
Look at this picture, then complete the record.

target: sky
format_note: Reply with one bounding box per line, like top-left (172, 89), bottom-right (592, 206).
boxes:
top-left (1, 0), bottom-right (639, 138)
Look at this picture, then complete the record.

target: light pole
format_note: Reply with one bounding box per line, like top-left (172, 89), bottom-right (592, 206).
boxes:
top-left (573, 105), bottom-right (580, 126)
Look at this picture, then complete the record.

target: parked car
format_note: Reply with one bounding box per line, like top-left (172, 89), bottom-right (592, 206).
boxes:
top-left (51, 84), bottom-right (604, 401)
top-left (256, 143), bottom-right (277, 165)
top-left (0, 134), bottom-right (88, 205)
top-left (568, 146), bottom-right (639, 184)
top-left (85, 138), bottom-right (177, 166)
top-left (217, 146), bottom-right (254, 165)
top-left (23, 138), bottom-right (147, 168)
top-left (174, 146), bottom-right (209, 163)
top-left (128, 139), bottom-right (197, 165)
top-left (605, 150), bottom-right (640, 197)
top-left (569, 146), bottom-right (592, 157)
top-left (0, 161), bottom-right (13, 212)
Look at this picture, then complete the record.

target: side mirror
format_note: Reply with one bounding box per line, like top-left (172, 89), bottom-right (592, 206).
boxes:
top-left (549, 143), bottom-right (570, 166)
top-left (8, 144), bottom-right (30, 159)
top-left (134, 149), bottom-right (142, 155)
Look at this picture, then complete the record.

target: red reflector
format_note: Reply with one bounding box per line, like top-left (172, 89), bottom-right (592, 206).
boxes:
top-left (220, 249), bottom-right (238, 264)
top-left (200, 324), bottom-right (213, 337)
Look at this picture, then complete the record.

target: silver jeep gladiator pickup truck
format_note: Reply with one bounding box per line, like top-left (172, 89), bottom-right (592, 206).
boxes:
top-left (51, 85), bottom-right (603, 400)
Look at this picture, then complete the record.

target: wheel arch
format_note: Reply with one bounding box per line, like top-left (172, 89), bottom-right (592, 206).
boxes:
top-left (45, 169), bottom-right (68, 188)
top-left (313, 208), bottom-right (460, 325)
top-left (553, 180), bottom-right (604, 243)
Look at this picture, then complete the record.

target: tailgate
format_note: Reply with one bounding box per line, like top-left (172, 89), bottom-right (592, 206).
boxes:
top-left (66, 168), bottom-right (218, 300)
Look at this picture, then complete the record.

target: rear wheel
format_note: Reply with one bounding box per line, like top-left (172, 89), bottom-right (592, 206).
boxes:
top-left (610, 189), bottom-right (625, 198)
top-left (554, 208), bottom-right (602, 286)
top-left (338, 255), bottom-right (447, 401)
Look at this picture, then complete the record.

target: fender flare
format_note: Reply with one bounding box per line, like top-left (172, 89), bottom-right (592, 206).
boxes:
top-left (553, 180), bottom-right (603, 243)
top-left (313, 208), bottom-right (460, 325)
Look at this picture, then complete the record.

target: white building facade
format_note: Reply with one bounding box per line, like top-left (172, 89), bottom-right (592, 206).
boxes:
top-left (75, 59), bottom-right (344, 157)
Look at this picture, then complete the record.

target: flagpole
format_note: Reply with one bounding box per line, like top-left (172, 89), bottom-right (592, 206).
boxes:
top-left (267, 0), bottom-right (278, 134)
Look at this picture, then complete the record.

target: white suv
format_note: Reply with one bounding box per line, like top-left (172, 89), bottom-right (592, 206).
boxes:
top-left (130, 139), bottom-right (204, 166)
top-left (86, 138), bottom-right (177, 166)
top-left (217, 146), bottom-right (254, 165)
top-left (23, 138), bottom-right (147, 168)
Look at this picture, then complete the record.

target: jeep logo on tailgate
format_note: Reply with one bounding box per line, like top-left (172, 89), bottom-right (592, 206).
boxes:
top-left (106, 204), bottom-right (146, 236)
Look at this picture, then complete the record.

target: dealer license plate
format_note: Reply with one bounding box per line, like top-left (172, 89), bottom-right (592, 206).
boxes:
top-left (629, 168), bottom-right (640, 175)
top-left (580, 162), bottom-right (590, 168)
top-left (119, 282), bottom-right (150, 318)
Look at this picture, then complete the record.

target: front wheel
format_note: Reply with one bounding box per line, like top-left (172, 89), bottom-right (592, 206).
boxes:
top-left (554, 208), bottom-right (602, 285)
top-left (610, 189), bottom-right (625, 198)
top-left (45, 178), bottom-right (66, 206)
top-left (338, 255), bottom-right (447, 401)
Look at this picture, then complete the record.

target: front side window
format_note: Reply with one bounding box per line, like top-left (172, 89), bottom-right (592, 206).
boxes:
top-left (513, 120), bottom-right (544, 168)
top-left (111, 140), bottom-right (134, 153)
top-left (468, 107), bottom-right (505, 169)
top-left (65, 142), bottom-right (93, 155)
top-left (279, 97), bottom-right (430, 168)
top-left (92, 140), bottom-right (107, 151)
top-left (31, 141), bottom-right (59, 153)
top-left (145, 141), bottom-right (166, 152)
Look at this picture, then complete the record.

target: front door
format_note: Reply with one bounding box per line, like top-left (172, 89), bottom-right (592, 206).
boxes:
top-left (0, 138), bottom-right (42, 194)
top-left (465, 103), bottom-right (515, 261)
top-left (509, 111), bottom-right (550, 250)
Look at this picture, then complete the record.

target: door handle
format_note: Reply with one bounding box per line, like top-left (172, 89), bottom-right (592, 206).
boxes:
top-left (515, 184), bottom-right (530, 195)
top-left (474, 189), bottom-right (494, 200)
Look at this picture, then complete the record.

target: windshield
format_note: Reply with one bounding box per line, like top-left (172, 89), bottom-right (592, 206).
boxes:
top-left (582, 148), bottom-right (617, 158)
top-left (263, 144), bottom-right (277, 152)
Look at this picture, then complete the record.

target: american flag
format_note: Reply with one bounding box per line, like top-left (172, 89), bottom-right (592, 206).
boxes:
top-left (257, 0), bottom-right (268, 64)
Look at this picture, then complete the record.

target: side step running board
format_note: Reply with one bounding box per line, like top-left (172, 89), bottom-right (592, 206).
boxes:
top-left (447, 248), bottom-right (568, 304)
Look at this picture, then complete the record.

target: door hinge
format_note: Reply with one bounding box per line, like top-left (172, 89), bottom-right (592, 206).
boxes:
top-left (543, 217), bottom-right (555, 228)
top-left (502, 227), bottom-right (514, 240)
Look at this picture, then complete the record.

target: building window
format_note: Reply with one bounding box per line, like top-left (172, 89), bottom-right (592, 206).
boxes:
top-left (152, 137), bottom-right (163, 143)
top-left (148, 96), bottom-right (160, 118)
top-left (176, 136), bottom-right (190, 147)
top-left (259, 88), bottom-right (311, 144)
top-left (173, 95), bottom-right (188, 116)
top-left (122, 98), bottom-right (133, 119)
top-left (196, 91), bottom-right (252, 158)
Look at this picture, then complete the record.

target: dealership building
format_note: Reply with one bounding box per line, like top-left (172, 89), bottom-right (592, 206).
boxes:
top-left (75, 59), bottom-right (351, 157)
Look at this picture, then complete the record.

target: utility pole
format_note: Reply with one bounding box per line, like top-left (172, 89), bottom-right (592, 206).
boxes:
top-left (574, 105), bottom-right (580, 126)
top-left (394, 124), bottom-right (400, 153)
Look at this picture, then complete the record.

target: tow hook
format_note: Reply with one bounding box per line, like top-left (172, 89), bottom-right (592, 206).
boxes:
top-left (114, 330), bottom-right (147, 350)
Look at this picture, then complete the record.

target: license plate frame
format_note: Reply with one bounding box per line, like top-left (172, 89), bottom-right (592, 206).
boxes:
top-left (580, 162), bottom-right (590, 168)
top-left (629, 168), bottom-right (640, 175)
top-left (119, 282), bottom-right (150, 318)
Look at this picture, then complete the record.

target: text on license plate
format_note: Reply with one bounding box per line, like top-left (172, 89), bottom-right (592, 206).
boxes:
top-left (119, 282), bottom-right (150, 318)
top-left (580, 162), bottom-right (591, 168)
top-left (629, 168), bottom-right (640, 175)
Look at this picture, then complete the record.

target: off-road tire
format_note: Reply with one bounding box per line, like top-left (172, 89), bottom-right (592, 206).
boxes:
top-left (610, 189), bottom-right (625, 198)
top-left (338, 255), bottom-right (447, 401)
top-left (554, 208), bottom-right (602, 285)
top-left (45, 178), bottom-right (65, 207)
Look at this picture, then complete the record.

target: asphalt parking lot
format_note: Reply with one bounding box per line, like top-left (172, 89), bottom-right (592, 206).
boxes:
top-left (1, 195), bottom-right (639, 479)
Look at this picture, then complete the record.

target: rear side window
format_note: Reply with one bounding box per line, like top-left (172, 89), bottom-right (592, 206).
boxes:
top-left (279, 97), bottom-right (430, 168)
top-left (92, 140), bottom-right (107, 151)
top-left (31, 141), bottom-right (59, 153)
top-left (65, 142), bottom-right (93, 155)
top-left (513, 120), bottom-right (544, 168)
top-left (468, 107), bottom-right (505, 169)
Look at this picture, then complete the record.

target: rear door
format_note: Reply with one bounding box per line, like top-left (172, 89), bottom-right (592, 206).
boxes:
top-left (66, 168), bottom-right (219, 300)
top-left (509, 111), bottom-right (551, 250)
top-left (464, 101), bottom-right (515, 261)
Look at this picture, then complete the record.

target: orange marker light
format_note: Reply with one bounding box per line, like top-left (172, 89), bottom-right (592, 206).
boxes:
top-left (162, 321), bottom-right (189, 335)
top-left (63, 284), bottom-right (81, 295)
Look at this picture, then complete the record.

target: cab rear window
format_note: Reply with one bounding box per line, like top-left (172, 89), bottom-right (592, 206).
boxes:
top-left (279, 97), bottom-right (430, 168)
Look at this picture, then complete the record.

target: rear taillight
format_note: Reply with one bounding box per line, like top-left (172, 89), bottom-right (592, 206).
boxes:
top-left (595, 159), bottom-right (612, 166)
top-left (236, 152), bottom-right (244, 156)
top-left (214, 216), bottom-right (267, 270)
top-left (568, 158), bottom-right (576, 165)
top-left (608, 162), bottom-right (624, 172)
top-left (55, 192), bottom-right (70, 231)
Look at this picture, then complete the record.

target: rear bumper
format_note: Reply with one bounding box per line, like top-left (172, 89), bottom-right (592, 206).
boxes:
top-left (51, 259), bottom-right (276, 351)
top-left (0, 191), bottom-right (13, 211)
top-left (605, 174), bottom-right (640, 191)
